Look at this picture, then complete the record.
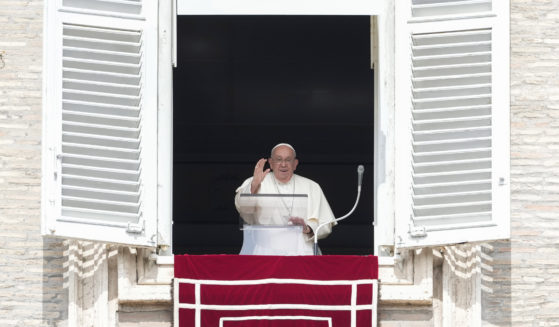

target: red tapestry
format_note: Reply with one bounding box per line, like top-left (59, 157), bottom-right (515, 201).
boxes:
top-left (174, 255), bottom-right (378, 327)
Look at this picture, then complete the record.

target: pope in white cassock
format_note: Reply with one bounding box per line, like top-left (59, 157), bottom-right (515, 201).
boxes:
top-left (235, 143), bottom-right (336, 255)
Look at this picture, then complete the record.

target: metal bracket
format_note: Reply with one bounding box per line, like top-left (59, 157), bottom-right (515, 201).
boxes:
top-left (409, 223), bottom-right (427, 238)
top-left (126, 220), bottom-right (145, 234)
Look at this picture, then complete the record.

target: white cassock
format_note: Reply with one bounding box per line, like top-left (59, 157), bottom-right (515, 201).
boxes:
top-left (235, 174), bottom-right (336, 255)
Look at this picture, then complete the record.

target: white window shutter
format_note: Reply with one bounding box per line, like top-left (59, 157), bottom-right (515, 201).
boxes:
top-left (394, 0), bottom-right (510, 248)
top-left (42, 0), bottom-right (158, 247)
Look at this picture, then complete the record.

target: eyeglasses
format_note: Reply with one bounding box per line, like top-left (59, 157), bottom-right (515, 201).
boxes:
top-left (271, 157), bottom-right (295, 165)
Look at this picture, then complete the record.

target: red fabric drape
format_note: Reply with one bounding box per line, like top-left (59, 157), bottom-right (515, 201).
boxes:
top-left (175, 255), bottom-right (378, 327)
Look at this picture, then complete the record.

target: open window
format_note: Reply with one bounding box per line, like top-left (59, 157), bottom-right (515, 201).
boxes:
top-left (42, 0), bottom-right (510, 255)
top-left (172, 15), bottom-right (375, 254)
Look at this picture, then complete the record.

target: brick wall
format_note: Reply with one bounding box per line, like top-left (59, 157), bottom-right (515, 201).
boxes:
top-left (508, 0), bottom-right (559, 325)
top-left (0, 0), bottom-right (68, 326)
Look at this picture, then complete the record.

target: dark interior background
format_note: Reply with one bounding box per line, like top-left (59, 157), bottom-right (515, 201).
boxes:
top-left (173, 15), bottom-right (374, 255)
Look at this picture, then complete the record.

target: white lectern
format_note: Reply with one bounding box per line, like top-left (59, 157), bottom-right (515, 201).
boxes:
top-left (237, 194), bottom-right (311, 255)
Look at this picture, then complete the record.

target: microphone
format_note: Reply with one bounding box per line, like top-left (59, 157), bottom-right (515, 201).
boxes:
top-left (314, 164), bottom-right (365, 255)
top-left (357, 165), bottom-right (364, 188)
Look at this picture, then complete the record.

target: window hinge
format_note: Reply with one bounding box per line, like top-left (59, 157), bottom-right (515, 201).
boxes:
top-left (50, 147), bottom-right (61, 181)
top-left (126, 220), bottom-right (145, 234)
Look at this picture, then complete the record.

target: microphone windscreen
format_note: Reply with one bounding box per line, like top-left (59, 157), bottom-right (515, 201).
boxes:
top-left (357, 165), bottom-right (364, 187)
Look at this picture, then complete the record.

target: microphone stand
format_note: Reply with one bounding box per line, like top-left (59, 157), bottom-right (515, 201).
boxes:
top-left (313, 165), bottom-right (364, 255)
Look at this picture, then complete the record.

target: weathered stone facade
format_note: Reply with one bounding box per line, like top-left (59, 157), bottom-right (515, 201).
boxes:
top-left (509, 0), bottom-right (559, 325)
top-left (0, 0), bottom-right (68, 326)
top-left (1, 0), bottom-right (559, 326)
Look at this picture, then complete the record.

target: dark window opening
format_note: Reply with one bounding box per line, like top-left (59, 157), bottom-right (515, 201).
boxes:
top-left (173, 15), bottom-right (374, 255)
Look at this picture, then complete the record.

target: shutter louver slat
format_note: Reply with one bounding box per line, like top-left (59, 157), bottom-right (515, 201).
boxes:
top-left (62, 175), bottom-right (140, 192)
top-left (62, 196), bottom-right (140, 213)
top-left (413, 201), bottom-right (491, 217)
top-left (62, 153), bottom-right (140, 170)
top-left (64, 69), bottom-right (140, 85)
top-left (62, 143), bottom-right (140, 160)
top-left (413, 104), bottom-right (491, 120)
top-left (63, 111), bottom-right (140, 128)
top-left (414, 64), bottom-right (491, 78)
top-left (413, 170), bottom-right (491, 185)
top-left (63, 100), bottom-right (140, 117)
top-left (413, 158), bottom-right (491, 174)
top-left (411, 0), bottom-right (492, 18)
top-left (63, 89), bottom-right (141, 106)
top-left (63, 79), bottom-right (141, 95)
top-left (62, 132), bottom-right (140, 148)
top-left (412, 212), bottom-right (492, 227)
top-left (413, 115), bottom-right (491, 129)
top-left (413, 137), bottom-right (491, 152)
top-left (63, 0), bottom-right (142, 16)
top-left (63, 121), bottom-right (141, 138)
top-left (414, 190), bottom-right (491, 205)
top-left (61, 207), bottom-right (140, 223)
top-left (413, 85), bottom-right (491, 99)
top-left (63, 48), bottom-right (141, 65)
top-left (413, 127), bottom-right (491, 142)
top-left (60, 201), bottom-right (140, 215)
top-left (413, 180), bottom-right (491, 195)
top-left (414, 72), bottom-right (491, 88)
top-left (413, 54), bottom-right (491, 68)
top-left (413, 41), bottom-right (491, 57)
top-left (62, 185), bottom-right (140, 202)
top-left (62, 164), bottom-right (140, 181)
top-left (413, 94), bottom-right (491, 109)
top-left (60, 22), bottom-right (145, 227)
top-left (414, 148), bottom-right (491, 163)
top-left (63, 24), bottom-right (141, 40)
top-left (412, 29), bottom-right (491, 44)
top-left (63, 59), bottom-right (141, 75)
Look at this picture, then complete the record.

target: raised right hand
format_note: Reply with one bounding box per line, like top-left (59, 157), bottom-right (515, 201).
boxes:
top-left (251, 158), bottom-right (270, 194)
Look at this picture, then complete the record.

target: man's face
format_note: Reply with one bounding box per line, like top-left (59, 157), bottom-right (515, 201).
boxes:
top-left (268, 145), bottom-right (298, 183)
